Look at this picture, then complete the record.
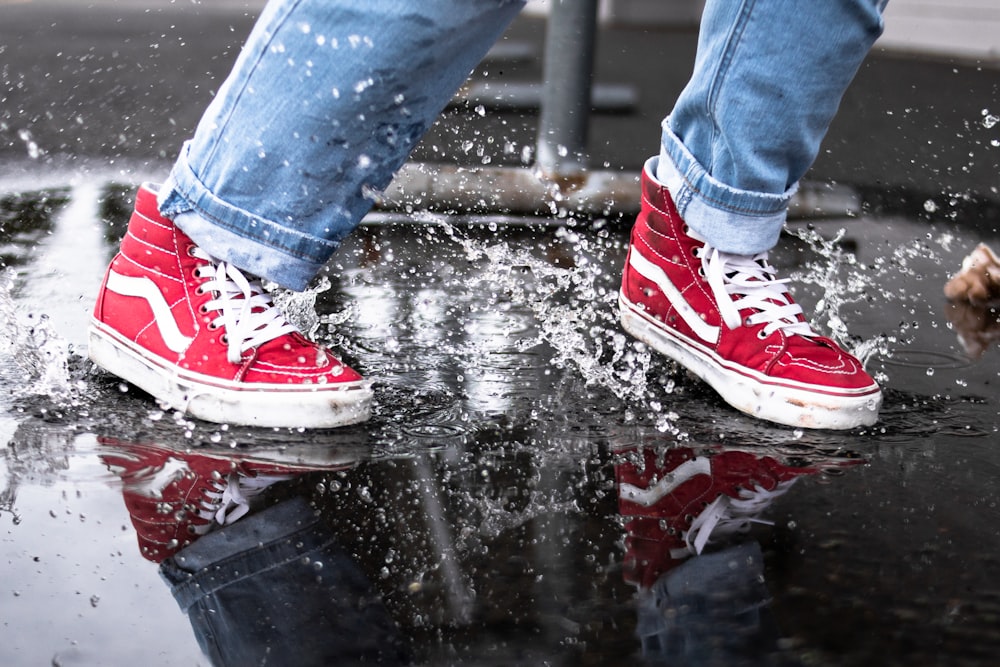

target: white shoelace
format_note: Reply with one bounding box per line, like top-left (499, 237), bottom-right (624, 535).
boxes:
top-left (690, 229), bottom-right (815, 338)
top-left (192, 248), bottom-right (297, 363)
top-left (195, 470), bottom-right (295, 527)
top-left (671, 478), bottom-right (799, 559)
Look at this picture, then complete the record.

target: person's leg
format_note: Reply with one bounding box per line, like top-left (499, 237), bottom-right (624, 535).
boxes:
top-left (90, 0), bottom-right (526, 427)
top-left (160, 0), bottom-right (527, 291)
top-left (659, 0), bottom-right (888, 254)
top-left (620, 0), bottom-right (887, 429)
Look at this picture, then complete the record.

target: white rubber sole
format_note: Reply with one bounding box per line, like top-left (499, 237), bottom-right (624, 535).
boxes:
top-left (88, 322), bottom-right (373, 429)
top-left (619, 291), bottom-right (881, 430)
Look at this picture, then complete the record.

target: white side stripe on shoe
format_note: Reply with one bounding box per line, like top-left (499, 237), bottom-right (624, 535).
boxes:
top-left (618, 457), bottom-right (712, 507)
top-left (629, 248), bottom-right (720, 343)
top-left (106, 270), bottom-right (194, 353)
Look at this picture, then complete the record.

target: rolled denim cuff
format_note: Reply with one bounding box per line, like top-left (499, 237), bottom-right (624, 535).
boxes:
top-left (658, 118), bottom-right (795, 255)
top-left (158, 142), bottom-right (333, 291)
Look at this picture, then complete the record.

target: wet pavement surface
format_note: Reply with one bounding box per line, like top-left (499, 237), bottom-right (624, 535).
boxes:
top-left (4, 2), bottom-right (1000, 666)
top-left (3, 180), bottom-right (1000, 666)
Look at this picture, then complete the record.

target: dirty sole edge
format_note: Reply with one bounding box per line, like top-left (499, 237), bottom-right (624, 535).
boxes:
top-left (618, 292), bottom-right (881, 430)
top-left (88, 322), bottom-right (373, 429)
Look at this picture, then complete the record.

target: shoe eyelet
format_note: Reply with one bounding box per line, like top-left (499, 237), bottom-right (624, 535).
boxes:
top-left (186, 244), bottom-right (197, 257)
top-left (220, 334), bottom-right (229, 344)
top-left (757, 329), bottom-right (769, 340)
top-left (198, 304), bottom-right (209, 314)
top-left (207, 321), bottom-right (219, 330)
top-left (194, 286), bottom-right (205, 296)
top-left (697, 267), bottom-right (705, 277)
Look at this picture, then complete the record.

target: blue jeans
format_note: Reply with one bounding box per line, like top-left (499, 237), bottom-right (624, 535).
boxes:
top-left (636, 542), bottom-right (780, 664)
top-left (660, 0), bottom-right (888, 254)
top-left (161, 496), bottom-right (408, 666)
top-left (158, 0), bottom-right (884, 290)
top-left (159, 0), bottom-right (527, 290)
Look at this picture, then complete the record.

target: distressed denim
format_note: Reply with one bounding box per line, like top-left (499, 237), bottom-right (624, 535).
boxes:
top-left (158, 0), bottom-right (885, 289)
top-left (159, 0), bottom-right (526, 290)
top-left (658, 0), bottom-right (889, 254)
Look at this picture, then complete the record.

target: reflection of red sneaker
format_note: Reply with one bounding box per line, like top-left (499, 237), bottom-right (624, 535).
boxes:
top-left (99, 436), bottom-right (355, 563)
top-left (89, 184), bottom-right (372, 428)
top-left (619, 160), bottom-right (881, 430)
top-left (616, 445), bottom-right (846, 589)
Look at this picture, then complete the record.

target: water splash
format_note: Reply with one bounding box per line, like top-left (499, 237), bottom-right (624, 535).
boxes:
top-left (0, 269), bottom-right (76, 402)
top-left (268, 275), bottom-right (332, 338)
top-left (786, 225), bottom-right (935, 369)
top-left (433, 221), bottom-right (676, 433)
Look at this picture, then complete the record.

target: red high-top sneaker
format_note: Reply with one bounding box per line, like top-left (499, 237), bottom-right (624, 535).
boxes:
top-left (619, 160), bottom-right (881, 430)
top-left (616, 445), bottom-right (833, 589)
top-left (89, 184), bottom-right (372, 428)
top-left (99, 436), bottom-right (357, 562)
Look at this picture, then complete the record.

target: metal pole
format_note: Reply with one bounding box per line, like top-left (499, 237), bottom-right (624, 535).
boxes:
top-left (535, 0), bottom-right (599, 180)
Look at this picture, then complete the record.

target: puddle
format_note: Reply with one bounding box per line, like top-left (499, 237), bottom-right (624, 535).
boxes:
top-left (2, 178), bottom-right (1000, 665)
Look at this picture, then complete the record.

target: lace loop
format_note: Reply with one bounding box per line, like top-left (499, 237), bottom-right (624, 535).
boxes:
top-left (193, 469), bottom-right (295, 527)
top-left (671, 478), bottom-right (799, 559)
top-left (191, 248), bottom-right (297, 363)
top-left (689, 229), bottom-right (815, 338)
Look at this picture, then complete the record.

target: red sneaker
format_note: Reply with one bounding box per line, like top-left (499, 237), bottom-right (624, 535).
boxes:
top-left (99, 436), bottom-right (356, 562)
top-left (619, 161), bottom-right (881, 429)
top-left (616, 445), bottom-right (840, 589)
top-left (89, 184), bottom-right (372, 428)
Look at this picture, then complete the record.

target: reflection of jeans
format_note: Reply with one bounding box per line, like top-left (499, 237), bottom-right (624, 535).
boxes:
top-left (636, 542), bottom-right (784, 666)
top-left (660, 0), bottom-right (887, 255)
top-left (161, 496), bottom-right (408, 666)
top-left (159, 0), bottom-right (883, 290)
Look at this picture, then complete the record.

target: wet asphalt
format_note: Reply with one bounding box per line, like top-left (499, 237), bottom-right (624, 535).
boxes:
top-left (3, 2), bottom-right (1000, 666)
